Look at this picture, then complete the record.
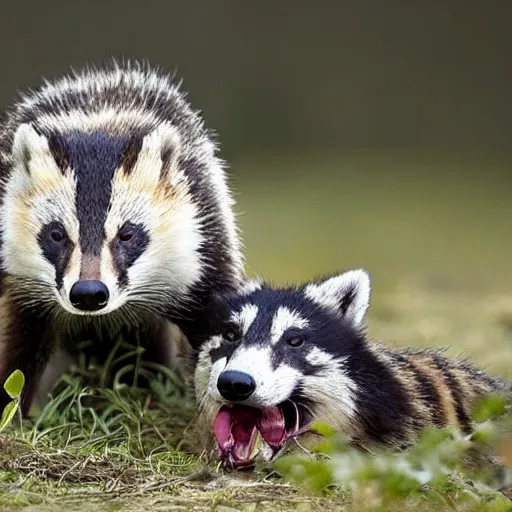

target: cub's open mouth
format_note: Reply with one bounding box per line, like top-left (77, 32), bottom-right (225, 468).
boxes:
top-left (213, 400), bottom-right (311, 469)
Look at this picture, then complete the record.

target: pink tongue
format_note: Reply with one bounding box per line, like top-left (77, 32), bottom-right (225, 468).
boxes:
top-left (213, 405), bottom-right (260, 463)
top-left (257, 406), bottom-right (286, 447)
top-left (213, 405), bottom-right (287, 464)
top-left (213, 408), bottom-right (236, 452)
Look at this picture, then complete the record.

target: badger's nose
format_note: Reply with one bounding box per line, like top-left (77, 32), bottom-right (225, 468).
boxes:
top-left (217, 370), bottom-right (256, 402)
top-left (69, 280), bottom-right (109, 312)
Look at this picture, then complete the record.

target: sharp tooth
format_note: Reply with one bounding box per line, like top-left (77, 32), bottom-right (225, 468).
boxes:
top-left (259, 438), bottom-right (275, 462)
top-left (250, 430), bottom-right (262, 459)
top-left (293, 402), bottom-right (300, 432)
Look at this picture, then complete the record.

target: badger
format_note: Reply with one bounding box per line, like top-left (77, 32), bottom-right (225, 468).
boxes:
top-left (0, 61), bottom-right (244, 415)
top-left (194, 270), bottom-right (511, 469)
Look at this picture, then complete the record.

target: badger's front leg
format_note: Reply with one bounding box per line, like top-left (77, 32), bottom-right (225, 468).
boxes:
top-left (0, 304), bottom-right (55, 417)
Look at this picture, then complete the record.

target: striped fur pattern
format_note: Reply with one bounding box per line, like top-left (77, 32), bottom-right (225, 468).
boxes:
top-left (0, 61), bottom-right (244, 414)
top-left (195, 270), bottom-right (510, 467)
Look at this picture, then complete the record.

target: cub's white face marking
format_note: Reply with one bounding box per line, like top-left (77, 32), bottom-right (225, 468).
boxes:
top-left (306, 346), bottom-right (334, 366)
top-left (304, 269), bottom-right (370, 326)
top-left (194, 334), bottom-right (222, 411)
top-left (197, 302), bottom-right (306, 410)
top-left (230, 304), bottom-right (259, 335)
top-left (209, 346), bottom-right (302, 408)
top-left (302, 346), bottom-right (358, 429)
top-left (204, 354), bottom-right (228, 404)
top-left (270, 306), bottom-right (309, 344)
top-left (303, 356), bottom-right (358, 430)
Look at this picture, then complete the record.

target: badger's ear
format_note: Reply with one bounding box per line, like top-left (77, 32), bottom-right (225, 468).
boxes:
top-left (237, 277), bottom-right (264, 296)
top-left (304, 269), bottom-right (370, 326)
top-left (127, 122), bottom-right (182, 186)
top-left (11, 123), bottom-right (63, 191)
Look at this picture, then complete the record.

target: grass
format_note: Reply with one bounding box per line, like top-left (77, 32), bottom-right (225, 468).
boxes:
top-left (1, 151), bottom-right (512, 511)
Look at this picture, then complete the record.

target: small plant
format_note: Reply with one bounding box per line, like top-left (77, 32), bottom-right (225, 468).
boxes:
top-left (274, 394), bottom-right (512, 509)
top-left (0, 369), bottom-right (25, 433)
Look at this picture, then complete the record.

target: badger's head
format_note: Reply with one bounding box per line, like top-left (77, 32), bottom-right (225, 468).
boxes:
top-left (195, 269), bottom-right (371, 468)
top-left (0, 117), bottom-right (236, 320)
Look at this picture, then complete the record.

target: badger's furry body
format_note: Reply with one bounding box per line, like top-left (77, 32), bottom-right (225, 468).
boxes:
top-left (0, 62), bottom-right (244, 414)
top-left (194, 270), bottom-right (510, 468)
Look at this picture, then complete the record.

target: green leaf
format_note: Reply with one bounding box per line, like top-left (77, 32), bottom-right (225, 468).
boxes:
top-left (472, 394), bottom-right (506, 423)
top-left (0, 401), bottom-right (18, 433)
top-left (3, 370), bottom-right (25, 399)
top-left (310, 421), bottom-right (338, 439)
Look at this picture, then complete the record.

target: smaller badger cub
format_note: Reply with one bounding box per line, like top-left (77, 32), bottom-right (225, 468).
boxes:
top-left (194, 270), bottom-right (510, 469)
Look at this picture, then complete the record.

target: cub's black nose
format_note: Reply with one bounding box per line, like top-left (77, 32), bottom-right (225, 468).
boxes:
top-left (70, 280), bottom-right (109, 312)
top-left (217, 370), bottom-right (256, 401)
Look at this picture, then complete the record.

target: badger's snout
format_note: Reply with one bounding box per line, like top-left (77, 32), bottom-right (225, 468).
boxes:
top-left (69, 280), bottom-right (110, 312)
top-left (217, 370), bottom-right (256, 402)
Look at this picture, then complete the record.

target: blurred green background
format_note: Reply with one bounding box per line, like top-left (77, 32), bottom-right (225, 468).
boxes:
top-left (2, 1), bottom-right (511, 375)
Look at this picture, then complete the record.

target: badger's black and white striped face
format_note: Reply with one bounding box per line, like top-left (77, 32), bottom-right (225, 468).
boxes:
top-left (195, 269), bottom-right (371, 468)
top-left (0, 65), bottom-right (243, 319)
top-left (1, 123), bottom-right (196, 316)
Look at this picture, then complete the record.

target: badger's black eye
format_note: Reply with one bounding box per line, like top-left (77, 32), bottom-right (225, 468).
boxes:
top-left (287, 337), bottom-right (304, 348)
top-left (50, 227), bottom-right (65, 243)
top-left (111, 222), bottom-right (150, 284)
top-left (118, 231), bottom-right (133, 243)
top-left (223, 326), bottom-right (240, 343)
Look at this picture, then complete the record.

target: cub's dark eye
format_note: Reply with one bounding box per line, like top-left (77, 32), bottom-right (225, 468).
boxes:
top-left (50, 228), bottom-right (65, 243)
top-left (223, 326), bottom-right (240, 343)
top-left (118, 230), bottom-right (134, 243)
top-left (287, 337), bottom-right (304, 348)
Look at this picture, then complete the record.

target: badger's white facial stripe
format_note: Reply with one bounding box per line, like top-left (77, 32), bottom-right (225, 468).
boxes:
top-left (223, 346), bottom-right (302, 407)
top-left (271, 306), bottom-right (309, 344)
top-left (304, 269), bottom-right (370, 326)
top-left (230, 304), bottom-right (259, 335)
top-left (128, 122), bottom-right (181, 186)
top-left (0, 127), bottom-right (80, 295)
top-left (104, 139), bottom-right (204, 301)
